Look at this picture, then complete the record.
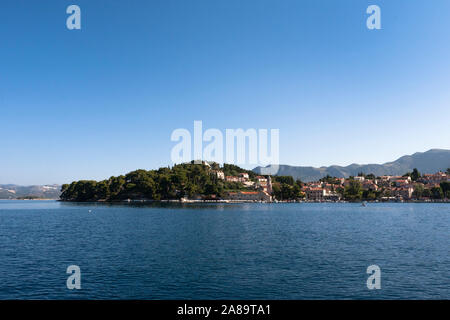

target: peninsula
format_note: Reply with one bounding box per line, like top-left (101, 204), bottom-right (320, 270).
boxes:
top-left (60, 161), bottom-right (450, 203)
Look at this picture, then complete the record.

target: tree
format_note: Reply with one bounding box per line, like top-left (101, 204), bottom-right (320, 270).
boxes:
top-left (362, 190), bottom-right (376, 200)
top-left (413, 184), bottom-right (424, 199)
top-left (96, 180), bottom-right (110, 200)
top-left (344, 180), bottom-right (363, 201)
top-left (280, 184), bottom-right (293, 200)
top-left (320, 175), bottom-right (332, 183)
top-left (293, 184), bottom-right (304, 199)
top-left (274, 176), bottom-right (294, 185)
top-left (411, 168), bottom-right (421, 181)
top-left (271, 184), bottom-right (281, 200)
top-left (440, 182), bottom-right (450, 198)
top-left (431, 187), bottom-right (444, 200)
top-left (204, 183), bottom-right (217, 195)
top-left (422, 188), bottom-right (432, 198)
top-left (446, 168), bottom-right (450, 175)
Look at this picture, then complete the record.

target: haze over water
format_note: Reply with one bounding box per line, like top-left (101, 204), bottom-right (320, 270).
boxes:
top-left (0, 201), bottom-right (448, 299)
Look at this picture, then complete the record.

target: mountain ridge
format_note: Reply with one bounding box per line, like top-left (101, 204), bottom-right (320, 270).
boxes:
top-left (0, 184), bottom-right (61, 200)
top-left (253, 149), bottom-right (450, 182)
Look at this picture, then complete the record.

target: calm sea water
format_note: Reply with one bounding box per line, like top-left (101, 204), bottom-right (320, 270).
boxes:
top-left (0, 200), bottom-right (448, 299)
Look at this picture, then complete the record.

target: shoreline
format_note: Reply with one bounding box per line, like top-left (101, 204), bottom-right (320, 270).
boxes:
top-left (3, 199), bottom-right (449, 204)
top-left (0, 198), bottom-right (58, 201)
top-left (56, 199), bottom-right (450, 204)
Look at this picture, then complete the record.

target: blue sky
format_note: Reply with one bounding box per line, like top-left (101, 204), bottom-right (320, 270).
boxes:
top-left (1, 0), bottom-right (449, 185)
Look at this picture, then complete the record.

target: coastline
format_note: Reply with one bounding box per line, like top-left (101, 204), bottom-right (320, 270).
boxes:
top-left (57, 199), bottom-right (450, 204)
top-left (0, 198), bottom-right (58, 201)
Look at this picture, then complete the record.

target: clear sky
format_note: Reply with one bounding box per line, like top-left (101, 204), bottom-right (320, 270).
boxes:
top-left (1, 0), bottom-right (449, 185)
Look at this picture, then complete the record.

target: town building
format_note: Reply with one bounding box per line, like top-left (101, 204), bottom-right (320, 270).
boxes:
top-left (304, 186), bottom-right (341, 201)
top-left (238, 173), bottom-right (249, 180)
top-left (419, 172), bottom-right (448, 184)
top-left (213, 170), bottom-right (225, 180)
top-left (225, 176), bottom-right (240, 183)
top-left (392, 186), bottom-right (414, 200)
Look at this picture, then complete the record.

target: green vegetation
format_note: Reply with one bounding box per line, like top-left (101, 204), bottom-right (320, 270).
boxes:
top-left (60, 162), bottom-right (257, 202)
top-left (343, 179), bottom-right (363, 201)
top-left (403, 168), bottom-right (421, 181)
top-left (271, 176), bottom-right (303, 201)
top-left (16, 196), bottom-right (43, 200)
top-left (60, 162), bottom-right (449, 202)
top-left (222, 164), bottom-right (257, 180)
top-left (320, 175), bottom-right (343, 185)
top-left (413, 184), bottom-right (424, 198)
top-left (441, 181), bottom-right (450, 196)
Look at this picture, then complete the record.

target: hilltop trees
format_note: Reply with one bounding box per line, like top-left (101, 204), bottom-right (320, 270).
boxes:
top-left (222, 164), bottom-right (255, 179)
top-left (61, 163), bottom-right (210, 201)
top-left (60, 180), bottom-right (99, 201)
top-left (60, 162), bottom-right (263, 202)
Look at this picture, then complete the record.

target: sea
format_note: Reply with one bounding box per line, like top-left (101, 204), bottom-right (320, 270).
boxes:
top-left (0, 200), bottom-right (448, 299)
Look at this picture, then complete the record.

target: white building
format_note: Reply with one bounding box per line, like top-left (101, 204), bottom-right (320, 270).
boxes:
top-left (214, 171), bottom-right (225, 180)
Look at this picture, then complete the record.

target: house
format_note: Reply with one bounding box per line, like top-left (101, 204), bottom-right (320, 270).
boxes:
top-left (392, 186), bottom-right (414, 200)
top-left (420, 172), bottom-right (448, 184)
top-left (225, 176), bottom-right (240, 183)
top-left (390, 176), bottom-right (411, 186)
top-left (213, 171), bottom-right (225, 180)
top-left (238, 173), bottom-right (249, 180)
top-left (256, 176), bottom-right (267, 183)
top-left (362, 180), bottom-right (378, 191)
top-left (376, 176), bottom-right (391, 187)
top-left (256, 176), bottom-right (272, 194)
top-left (304, 187), bottom-right (325, 201)
top-left (243, 181), bottom-right (255, 187)
top-left (304, 187), bottom-right (340, 201)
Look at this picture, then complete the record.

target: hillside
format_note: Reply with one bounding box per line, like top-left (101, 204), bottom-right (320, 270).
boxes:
top-left (253, 149), bottom-right (450, 182)
top-left (60, 162), bottom-right (255, 202)
top-left (0, 184), bottom-right (61, 199)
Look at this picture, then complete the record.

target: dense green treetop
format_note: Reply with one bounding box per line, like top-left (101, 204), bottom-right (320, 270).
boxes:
top-left (61, 162), bottom-right (260, 202)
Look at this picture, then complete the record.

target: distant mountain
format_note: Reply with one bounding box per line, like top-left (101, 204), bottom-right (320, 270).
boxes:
top-left (253, 149), bottom-right (450, 182)
top-left (0, 184), bottom-right (61, 199)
